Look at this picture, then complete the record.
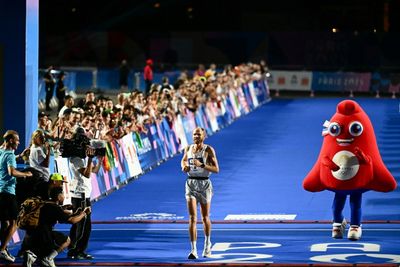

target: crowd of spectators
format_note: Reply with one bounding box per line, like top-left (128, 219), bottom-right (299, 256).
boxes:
top-left (0, 61), bottom-right (269, 266)
top-left (38, 61), bottom-right (268, 149)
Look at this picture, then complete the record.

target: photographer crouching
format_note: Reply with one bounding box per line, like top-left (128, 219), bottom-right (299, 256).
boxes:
top-left (60, 127), bottom-right (104, 260)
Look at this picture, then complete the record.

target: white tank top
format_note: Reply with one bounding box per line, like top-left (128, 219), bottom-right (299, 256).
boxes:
top-left (187, 144), bottom-right (211, 178)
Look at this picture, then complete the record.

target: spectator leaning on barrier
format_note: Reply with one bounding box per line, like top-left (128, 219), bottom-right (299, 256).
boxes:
top-left (113, 105), bottom-right (123, 121)
top-left (69, 108), bottom-right (83, 127)
top-left (38, 112), bottom-right (54, 141)
top-left (77, 91), bottom-right (96, 109)
top-left (83, 101), bottom-right (97, 114)
top-left (105, 98), bottom-right (114, 111)
top-left (80, 114), bottom-right (95, 139)
top-left (96, 96), bottom-right (108, 113)
top-left (0, 130), bottom-right (33, 262)
top-left (67, 127), bottom-right (102, 260)
top-left (58, 95), bottom-right (74, 119)
top-left (53, 108), bottom-right (73, 140)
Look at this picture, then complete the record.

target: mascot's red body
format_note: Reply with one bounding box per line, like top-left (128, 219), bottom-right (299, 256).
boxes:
top-left (303, 100), bottom-right (396, 193)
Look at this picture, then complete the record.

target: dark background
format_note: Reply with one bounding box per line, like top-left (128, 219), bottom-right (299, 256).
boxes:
top-left (39, 0), bottom-right (400, 71)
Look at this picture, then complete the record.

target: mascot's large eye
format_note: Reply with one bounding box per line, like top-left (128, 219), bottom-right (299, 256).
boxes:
top-left (349, 121), bottom-right (363, 136)
top-left (328, 122), bottom-right (341, 137)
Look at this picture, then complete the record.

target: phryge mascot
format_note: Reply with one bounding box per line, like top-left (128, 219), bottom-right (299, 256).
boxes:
top-left (303, 100), bottom-right (396, 240)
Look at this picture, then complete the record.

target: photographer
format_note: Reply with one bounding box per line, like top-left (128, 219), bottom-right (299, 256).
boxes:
top-left (67, 127), bottom-right (102, 260)
top-left (15, 130), bottom-right (52, 209)
top-left (23, 186), bottom-right (90, 267)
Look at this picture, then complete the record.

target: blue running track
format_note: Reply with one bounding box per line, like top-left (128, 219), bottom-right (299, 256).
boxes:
top-left (90, 98), bottom-right (400, 223)
top-left (7, 98), bottom-right (400, 266)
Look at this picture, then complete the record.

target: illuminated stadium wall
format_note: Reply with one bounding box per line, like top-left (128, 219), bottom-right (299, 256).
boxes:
top-left (26, 0), bottom-right (39, 145)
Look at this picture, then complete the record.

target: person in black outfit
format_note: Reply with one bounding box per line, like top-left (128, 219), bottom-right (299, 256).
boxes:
top-left (77, 91), bottom-right (95, 109)
top-left (55, 71), bottom-right (67, 112)
top-left (17, 173), bottom-right (69, 261)
top-left (119, 59), bottom-right (130, 91)
top-left (23, 187), bottom-right (90, 267)
top-left (160, 76), bottom-right (174, 91)
top-left (44, 67), bottom-right (56, 111)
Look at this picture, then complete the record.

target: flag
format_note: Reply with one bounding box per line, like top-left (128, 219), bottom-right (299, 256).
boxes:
top-left (106, 143), bottom-right (116, 169)
top-left (134, 132), bottom-right (143, 149)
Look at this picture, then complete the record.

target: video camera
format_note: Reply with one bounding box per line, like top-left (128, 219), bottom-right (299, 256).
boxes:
top-left (60, 128), bottom-right (106, 158)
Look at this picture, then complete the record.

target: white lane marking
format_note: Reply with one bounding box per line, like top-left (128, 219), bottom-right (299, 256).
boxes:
top-left (224, 214), bottom-right (297, 220)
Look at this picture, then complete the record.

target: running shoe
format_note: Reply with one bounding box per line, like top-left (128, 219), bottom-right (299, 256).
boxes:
top-left (332, 219), bottom-right (347, 239)
top-left (187, 250), bottom-right (198, 260)
top-left (23, 250), bottom-right (37, 267)
top-left (202, 243), bottom-right (212, 258)
top-left (347, 225), bottom-right (362, 241)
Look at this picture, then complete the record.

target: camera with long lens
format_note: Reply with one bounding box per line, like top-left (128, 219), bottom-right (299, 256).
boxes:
top-left (60, 127), bottom-right (106, 158)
